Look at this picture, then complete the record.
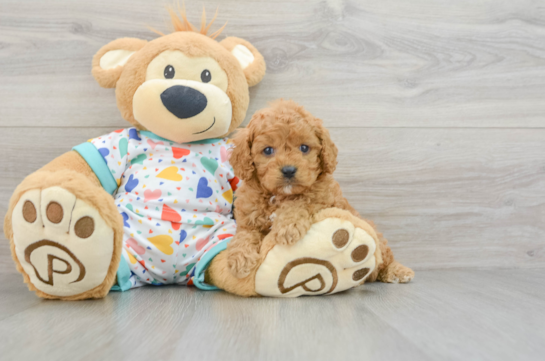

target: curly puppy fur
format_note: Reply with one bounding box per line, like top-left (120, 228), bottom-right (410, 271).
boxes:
top-left (226, 99), bottom-right (414, 283)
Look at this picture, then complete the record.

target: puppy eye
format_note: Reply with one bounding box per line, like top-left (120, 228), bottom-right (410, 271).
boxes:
top-left (300, 144), bottom-right (310, 153)
top-left (201, 69), bottom-right (211, 83)
top-left (263, 147), bottom-right (275, 156)
top-left (164, 65), bottom-right (175, 79)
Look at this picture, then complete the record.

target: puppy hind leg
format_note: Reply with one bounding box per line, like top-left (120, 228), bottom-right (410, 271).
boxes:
top-left (205, 250), bottom-right (259, 297)
top-left (372, 236), bottom-right (414, 283)
top-left (226, 230), bottom-right (263, 279)
top-left (377, 261), bottom-right (415, 283)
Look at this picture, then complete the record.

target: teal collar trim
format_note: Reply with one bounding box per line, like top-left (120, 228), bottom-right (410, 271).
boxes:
top-left (139, 130), bottom-right (170, 142)
top-left (139, 130), bottom-right (222, 145)
top-left (188, 138), bottom-right (223, 144)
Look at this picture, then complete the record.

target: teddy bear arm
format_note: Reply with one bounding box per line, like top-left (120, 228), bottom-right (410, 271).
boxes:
top-left (39, 151), bottom-right (102, 187)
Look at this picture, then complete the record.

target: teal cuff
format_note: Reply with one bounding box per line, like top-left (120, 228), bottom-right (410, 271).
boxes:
top-left (193, 238), bottom-right (232, 291)
top-left (110, 255), bottom-right (132, 292)
top-left (73, 142), bottom-right (117, 195)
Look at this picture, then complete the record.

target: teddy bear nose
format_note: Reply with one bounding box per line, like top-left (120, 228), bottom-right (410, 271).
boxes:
top-left (160, 85), bottom-right (208, 119)
top-left (281, 166), bottom-right (297, 178)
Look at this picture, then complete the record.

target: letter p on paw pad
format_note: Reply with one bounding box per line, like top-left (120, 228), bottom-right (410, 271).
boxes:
top-left (255, 217), bottom-right (378, 297)
top-left (11, 187), bottom-right (116, 298)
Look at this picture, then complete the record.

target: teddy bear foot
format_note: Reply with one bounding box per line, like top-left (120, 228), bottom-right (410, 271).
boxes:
top-left (255, 215), bottom-right (377, 297)
top-left (10, 186), bottom-right (118, 300)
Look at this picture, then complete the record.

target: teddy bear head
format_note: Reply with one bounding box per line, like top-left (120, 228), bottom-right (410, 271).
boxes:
top-left (91, 8), bottom-right (266, 143)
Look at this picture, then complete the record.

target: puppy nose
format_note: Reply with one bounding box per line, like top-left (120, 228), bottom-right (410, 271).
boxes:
top-left (281, 166), bottom-right (297, 178)
top-left (161, 85), bottom-right (208, 119)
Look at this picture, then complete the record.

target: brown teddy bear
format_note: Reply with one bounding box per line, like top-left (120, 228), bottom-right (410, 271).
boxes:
top-left (4, 7), bottom-right (407, 299)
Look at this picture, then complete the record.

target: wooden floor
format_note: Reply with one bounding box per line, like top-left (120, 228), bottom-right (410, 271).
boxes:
top-left (0, 0), bottom-right (544, 360)
top-left (0, 269), bottom-right (543, 361)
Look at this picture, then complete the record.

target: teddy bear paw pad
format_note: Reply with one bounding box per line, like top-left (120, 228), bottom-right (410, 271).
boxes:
top-left (11, 187), bottom-right (115, 297)
top-left (255, 217), bottom-right (377, 297)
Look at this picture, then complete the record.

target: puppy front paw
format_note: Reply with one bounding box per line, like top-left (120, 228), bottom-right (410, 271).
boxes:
top-left (227, 247), bottom-right (260, 279)
top-left (272, 219), bottom-right (311, 246)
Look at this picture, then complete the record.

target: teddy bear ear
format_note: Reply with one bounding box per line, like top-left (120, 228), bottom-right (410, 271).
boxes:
top-left (220, 37), bottom-right (266, 87)
top-left (92, 38), bottom-right (148, 88)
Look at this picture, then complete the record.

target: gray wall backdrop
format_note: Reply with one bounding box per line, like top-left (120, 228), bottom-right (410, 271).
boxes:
top-left (0, 0), bottom-right (544, 273)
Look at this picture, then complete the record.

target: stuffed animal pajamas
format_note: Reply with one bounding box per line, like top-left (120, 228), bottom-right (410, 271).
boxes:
top-left (74, 128), bottom-right (239, 290)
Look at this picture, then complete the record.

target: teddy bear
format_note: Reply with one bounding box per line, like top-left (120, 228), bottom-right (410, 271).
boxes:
top-left (4, 7), bottom-right (390, 299)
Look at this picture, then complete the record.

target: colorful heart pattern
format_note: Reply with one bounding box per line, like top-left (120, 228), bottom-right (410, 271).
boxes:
top-left (129, 128), bottom-right (141, 141)
top-left (89, 127), bottom-right (239, 287)
top-left (220, 146), bottom-right (229, 163)
top-left (200, 157), bottom-right (218, 174)
top-left (172, 147), bottom-right (190, 159)
top-left (157, 166), bottom-right (183, 181)
top-left (119, 138), bottom-right (128, 158)
top-left (195, 217), bottom-right (214, 228)
top-left (125, 174), bottom-right (139, 192)
top-left (196, 177), bottom-right (213, 199)
top-left (147, 235), bottom-right (174, 255)
top-left (196, 236), bottom-right (210, 251)
top-left (144, 189), bottom-right (162, 202)
top-left (98, 148), bottom-right (109, 160)
top-left (147, 139), bottom-right (163, 149)
top-left (161, 204), bottom-right (181, 223)
top-left (126, 238), bottom-right (146, 255)
top-left (222, 189), bottom-right (233, 204)
top-left (131, 154), bottom-right (147, 165)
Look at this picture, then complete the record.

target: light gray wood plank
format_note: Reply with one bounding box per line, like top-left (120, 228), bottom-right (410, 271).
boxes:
top-left (0, 127), bottom-right (543, 272)
top-left (0, 270), bottom-right (543, 361)
top-left (173, 292), bottom-right (432, 361)
top-left (0, 280), bottom-right (430, 361)
top-left (1, 0), bottom-right (545, 128)
top-left (0, 276), bottom-right (42, 322)
top-left (359, 269), bottom-right (545, 361)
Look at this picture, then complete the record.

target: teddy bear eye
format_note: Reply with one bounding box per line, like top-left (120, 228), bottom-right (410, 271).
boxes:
top-left (164, 65), bottom-right (175, 79)
top-left (201, 69), bottom-right (211, 83)
top-left (300, 144), bottom-right (310, 153)
top-left (263, 147), bottom-right (274, 156)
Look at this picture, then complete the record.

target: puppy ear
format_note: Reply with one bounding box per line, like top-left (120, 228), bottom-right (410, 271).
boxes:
top-left (220, 37), bottom-right (266, 87)
top-left (230, 127), bottom-right (255, 182)
top-left (92, 38), bottom-right (148, 88)
top-left (316, 121), bottom-right (338, 174)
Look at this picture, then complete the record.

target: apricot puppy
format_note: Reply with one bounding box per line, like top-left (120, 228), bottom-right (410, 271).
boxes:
top-left (227, 100), bottom-right (415, 284)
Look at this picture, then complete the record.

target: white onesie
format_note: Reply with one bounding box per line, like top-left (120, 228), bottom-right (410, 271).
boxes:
top-left (74, 127), bottom-right (239, 290)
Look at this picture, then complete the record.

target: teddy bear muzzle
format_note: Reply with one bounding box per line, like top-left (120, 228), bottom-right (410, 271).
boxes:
top-left (132, 78), bottom-right (233, 143)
